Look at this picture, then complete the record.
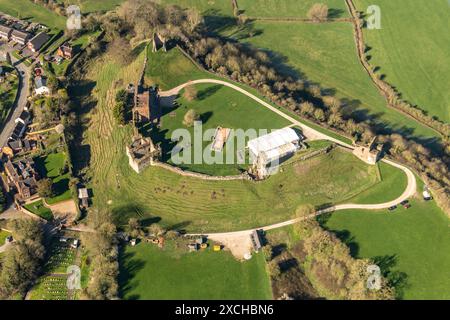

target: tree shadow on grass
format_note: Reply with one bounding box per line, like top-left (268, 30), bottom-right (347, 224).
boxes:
top-left (197, 84), bottom-right (222, 100)
top-left (373, 254), bottom-right (409, 299)
top-left (118, 247), bottom-right (146, 300)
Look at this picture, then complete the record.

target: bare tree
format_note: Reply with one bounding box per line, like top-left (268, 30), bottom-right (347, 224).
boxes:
top-left (307, 3), bottom-right (329, 22)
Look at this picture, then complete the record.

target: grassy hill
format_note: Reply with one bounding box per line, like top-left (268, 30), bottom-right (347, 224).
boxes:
top-left (119, 241), bottom-right (272, 299)
top-left (355, 0), bottom-right (450, 123)
top-left (238, 21), bottom-right (441, 144)
top-left (0, 0), bottom-right (66, 29)
top-left (237, 0), bottom-right (349, 18)
top-left (323, 196), bottom-right (450, 299)
top-left (79, 48), bottom-right (397, 233)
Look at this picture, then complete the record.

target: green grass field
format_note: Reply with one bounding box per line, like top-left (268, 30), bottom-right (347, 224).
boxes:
top-left (237, 21), bottom-right (440, 144)
top-left (35, 152), bottom-right (72, 205)
top-left (162, 0), bottom-right (233, 15)
top-left (60, 0), bottom-right (124, 13)
top-left (0, 229), bottom-right (11, 246)
top-left (355, 0), bottom-right (450, 123)
top-left (145, 48), bottom-right (207, 90)
top-left (237, 0), bottom-right (349, 18)
top-left (323, 197), bottom-right (450, 299)
top-left (81, 49), bottom-right (395, 232)
top-left (23, 200), bottom-right (53, 220)
top-left (153, 82), bottom-right (290, 175)
top-left (0, 0), bottom-right (66, 29)
top-left (119, 240), bottom-right (272, 299)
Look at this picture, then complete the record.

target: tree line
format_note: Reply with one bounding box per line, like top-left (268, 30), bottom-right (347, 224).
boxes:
top-left (0, 219), bottom-right (46, 299)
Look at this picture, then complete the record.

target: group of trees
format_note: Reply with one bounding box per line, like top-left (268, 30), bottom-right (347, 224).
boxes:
top-left (81, 211), bottom-right (119, 300)
top-left (292, 206), bottom-right (396, 299)
top-left (113, 89), bottom-right (132, 125)
top-left (0, 187), bottom-right (6, 213)
top-left (183, 109), bottom-right (200, 127)
top-left (0, 219), bottom-right (46, 299)
top-left (37, 178), bottom-right (54, 198)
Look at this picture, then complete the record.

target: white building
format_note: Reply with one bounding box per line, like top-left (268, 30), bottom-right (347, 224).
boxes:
top-left (34, 76), bottom-right (50, 95)
top-left (248, 127), bottom-right (303, 178)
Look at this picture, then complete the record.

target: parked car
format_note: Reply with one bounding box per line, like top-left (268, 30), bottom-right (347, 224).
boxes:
top-left (388, 205), bottom-right (397, 211)
top-left (400, 200), bottom-right (411, 209)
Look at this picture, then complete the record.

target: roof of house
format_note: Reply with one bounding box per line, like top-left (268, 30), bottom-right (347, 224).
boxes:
top-left (78, 188), bottom-right (88, 199)
top-left (248, 127), bottom-right (301, 156)
top-left (0, 24), bottom-right (12, 34)
top-left (35, 76), bottom-right (47, 89)
top-left (60, 43), bottom-right (73, 53)
top-left (18, 110), bottom-right (30, 122)
top-left (28, 32), bottom-right (50, 50)
top-left (11, 29), bottom-right (30, 40)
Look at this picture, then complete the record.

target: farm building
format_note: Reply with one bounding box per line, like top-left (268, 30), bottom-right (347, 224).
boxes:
top-left (27, 32), bottom-right (50, 52)
top-left (57, 43), bottom-right (73, 59)
top-left (0, 25), bottom-right (12, 40)
top-left (34, 76), bottom-right (50, 95)
top-left (11, 29), bottom-right (30, 45)
top-left (248, 127), bottom-right (303, 178)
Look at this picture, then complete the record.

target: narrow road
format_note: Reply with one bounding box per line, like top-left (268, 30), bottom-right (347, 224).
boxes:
top-left (0, 50), bottom-right (31, 147)
top-left (162, 79), bottom-right (417, 241)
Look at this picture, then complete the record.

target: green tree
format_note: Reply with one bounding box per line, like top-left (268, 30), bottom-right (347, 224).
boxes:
top-left (0, 188), bottom-right (6, 213)
top-left (183, 109), bottom-right (200, 127)
top-left (113, 101), bottom-right (126, 125)
top-left (37, 178), bottom-right (54, 198)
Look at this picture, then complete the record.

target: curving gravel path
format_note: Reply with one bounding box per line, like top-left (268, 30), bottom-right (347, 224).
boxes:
top-left (161, 79), bottom-right (417, 239)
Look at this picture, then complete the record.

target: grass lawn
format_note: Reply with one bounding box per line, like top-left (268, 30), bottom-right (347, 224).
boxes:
top-left (323, 174), bottom-right (450, 300)
top-left (119, 240), bottom-right (272, 299)
top-left (23, 200), bottom-right (53, 220)
top-left (79, 47), bottom-right (417, 233)
top-left (347, 160), bottom-right (407, 204)
top-left (35, 152), bottom-right (72, 205)
top-left (0, 65), bottom-right (19, 126)
top-left (0, 0), bottom-right (66, 29)
top-left (152, 82), bottom-right (291, 175)
top-left (60, 0), bottom-right (125, 13)
top-left (355, 0), bottom-right (450, 123)
top-left (145, 47), bottom-right (207, 90)
top-left (237, 21), bottom-right (441, 146)
top-left (237, 0), bottom-right (349, 18)
top-left (162, 0), bottom-right (233, 15)
top-left (0, 229), bottom-right (11, 246)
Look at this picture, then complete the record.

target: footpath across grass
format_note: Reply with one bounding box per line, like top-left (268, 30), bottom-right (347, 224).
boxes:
top-left (119, 240), bottom-right (272, 299)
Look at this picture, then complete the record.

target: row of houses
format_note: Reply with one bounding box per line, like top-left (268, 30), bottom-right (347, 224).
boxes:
top-left (0, 24), bottom-right (50, 52)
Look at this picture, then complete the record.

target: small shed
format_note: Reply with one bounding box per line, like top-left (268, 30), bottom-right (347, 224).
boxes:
top-left (78, 188), bottom-right (89, 208)
top-left (130, 239), bottom-right (137, 246)
top-left (250, 230), bottom-right (262, 252)
top-left (71, 239), bottom-right (79, 249)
